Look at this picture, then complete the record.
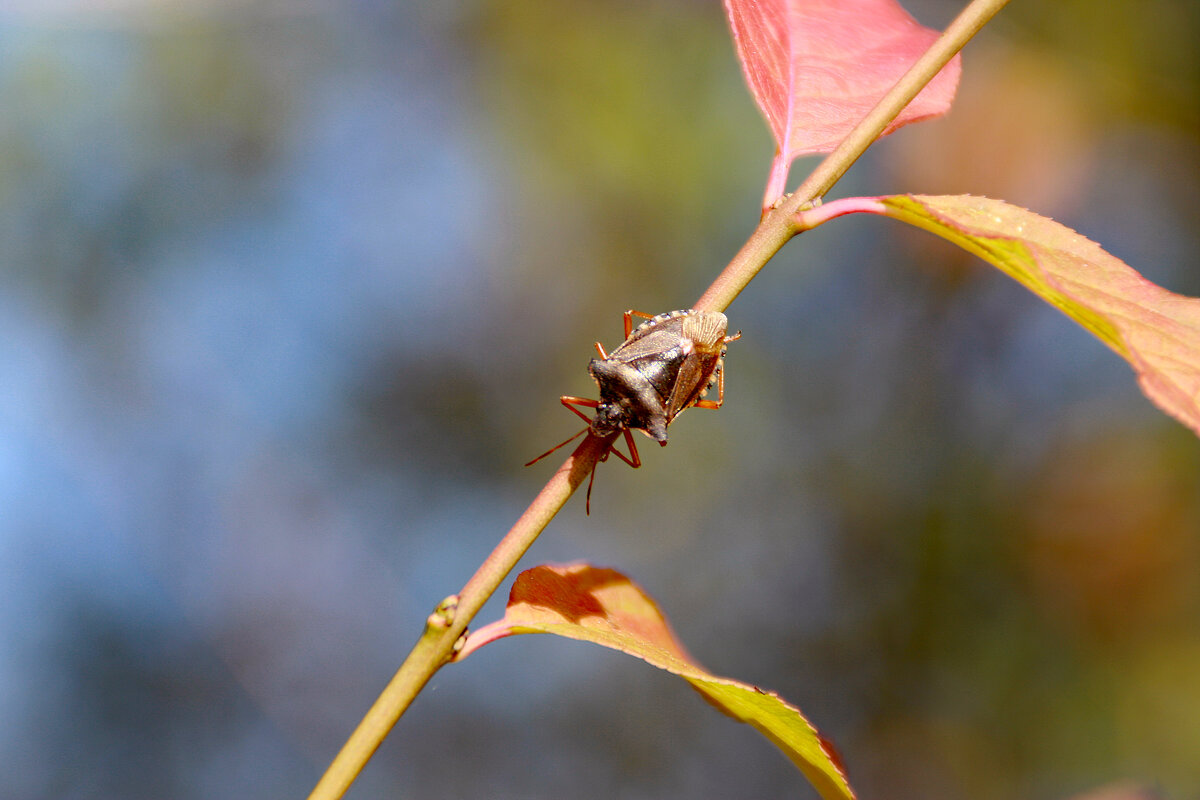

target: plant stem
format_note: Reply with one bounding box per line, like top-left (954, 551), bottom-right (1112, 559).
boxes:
top-left (696, 0), bottom-right (1011, 314)
top-left (692, 216), bottom-right (794, 313)
top-left (308, 0), bottom-right (1010, 796)
top-left (792, 0), bottom-right (1010, 208)
top-left (307, 433), bottom-right (614, 800)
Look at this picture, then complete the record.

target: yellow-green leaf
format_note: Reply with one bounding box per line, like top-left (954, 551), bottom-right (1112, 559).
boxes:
top-left (797, 194), bottom-right (1200, 435)
top-left (455, 563), bottom-right (855, 800)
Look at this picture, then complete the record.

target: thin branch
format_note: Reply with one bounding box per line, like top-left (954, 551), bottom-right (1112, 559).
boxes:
top-left (307, 433), bottom-right (615, 800)
top-left (308, 0), bottom-right (1011, 796)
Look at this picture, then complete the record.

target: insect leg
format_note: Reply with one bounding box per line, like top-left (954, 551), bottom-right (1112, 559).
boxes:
top-left (622, 309), bottom-right (658, 339)
top-left (605, 428), bottom-right (641, 468)
top-left (561, 395), bottom-right (600, 423)
top-left (524, 396), bottom-right (600, 466)
top-left (694, 331), bottom-right (738, 410)
top-left (585, 429), bottom-right (640, 515)
top-left (564, 396), bottom-right (642, 466)
top-left (693, 362), bottom-right (725, 410)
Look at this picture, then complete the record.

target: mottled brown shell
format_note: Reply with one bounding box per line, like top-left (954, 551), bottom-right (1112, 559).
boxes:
top-left (588, 310), bottom-right (730, 444)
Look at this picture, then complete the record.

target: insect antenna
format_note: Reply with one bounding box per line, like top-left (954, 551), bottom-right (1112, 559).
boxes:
top-left (524, 426), bottom-right (589, 467)
top-left (585, 463), bottom-right (598, 515)
top-left (525, 427), bottom-right (607, 515)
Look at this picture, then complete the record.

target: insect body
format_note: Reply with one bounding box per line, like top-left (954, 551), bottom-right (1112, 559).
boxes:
top-left (527, 308), bottom-right (740, 511)
top-left (589, 309), bottom-right (735, 444)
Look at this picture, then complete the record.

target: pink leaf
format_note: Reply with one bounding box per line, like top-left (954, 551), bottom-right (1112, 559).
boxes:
top-left (457, 563), bottom-right (856, 800)
top-left (795, 194), bottom-right (1200, 435)
top-left (725, 0), bottom-right (961, 203)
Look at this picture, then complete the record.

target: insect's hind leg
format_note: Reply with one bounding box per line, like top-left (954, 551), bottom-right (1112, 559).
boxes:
top-left (595, 310), bottom-right (661, 357)
top-left (694, 363), bottom-right (726, 410)
top-left (622, 309), bottom-right (659, 339)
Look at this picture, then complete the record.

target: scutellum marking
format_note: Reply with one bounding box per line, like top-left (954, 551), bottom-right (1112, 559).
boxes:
top-left (527, 308), bottom-right (740, 513)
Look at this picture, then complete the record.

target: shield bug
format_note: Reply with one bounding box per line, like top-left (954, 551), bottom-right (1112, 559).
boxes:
top-left (527, 308), bottom-right (740, 511)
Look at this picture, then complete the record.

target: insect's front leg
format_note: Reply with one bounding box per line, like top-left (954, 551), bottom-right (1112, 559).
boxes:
top-left (557, 396), bottom-right (642, 467)
top-left (524, 396), bottom-right (601, 467)
top-left (561, 395), bottom-right (600, 425)
top-left (604, 428), bottom-right (641, 469)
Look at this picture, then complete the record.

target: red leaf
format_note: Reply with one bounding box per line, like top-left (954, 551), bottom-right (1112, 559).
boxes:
top-left (457, 563), bottom-right (856, 800)
top-left (725, 0), bottom-right (961, 202)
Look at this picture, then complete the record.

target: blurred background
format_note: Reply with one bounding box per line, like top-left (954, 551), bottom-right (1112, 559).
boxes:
top-left (1, 0), bottom-right (1197, 798)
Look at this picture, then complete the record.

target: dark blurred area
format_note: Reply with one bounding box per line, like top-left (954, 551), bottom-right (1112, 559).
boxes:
top-left (1, 1), bottom-right (1197, 798)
